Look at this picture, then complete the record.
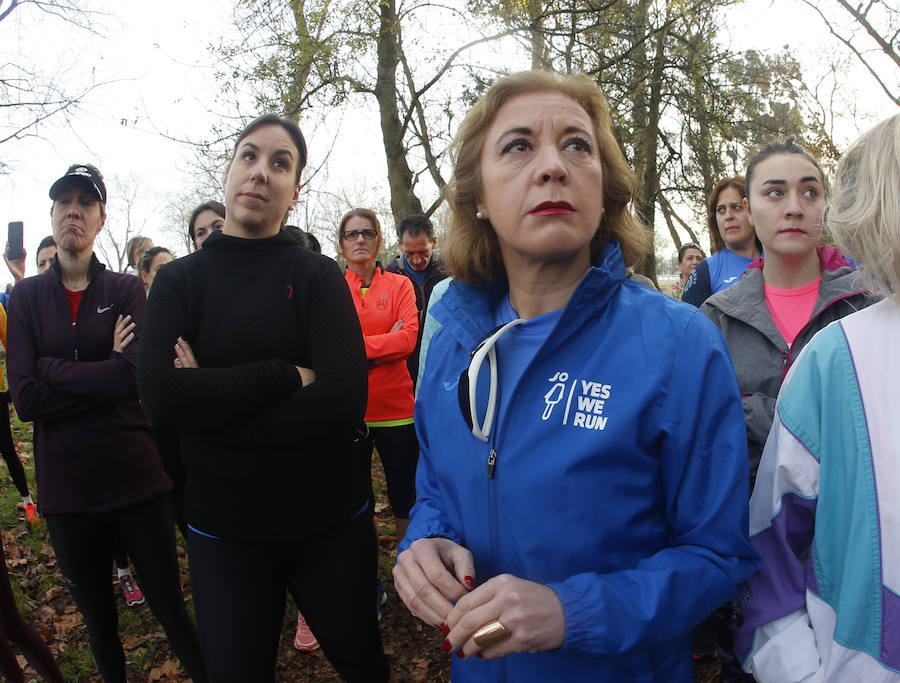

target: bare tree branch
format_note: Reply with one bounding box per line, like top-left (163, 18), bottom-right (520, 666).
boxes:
top-left (799, 0), bottom-right (900, 107)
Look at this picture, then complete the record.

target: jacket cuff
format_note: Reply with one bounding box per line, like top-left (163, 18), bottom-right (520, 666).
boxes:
top-left (547, 577), bottom-right (594, 654)
top-left (397, 521), bottom-right (462, 555)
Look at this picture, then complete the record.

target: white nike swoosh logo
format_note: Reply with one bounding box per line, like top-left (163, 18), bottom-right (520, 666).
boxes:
top-left (723, 277), bottom-right (738, 284)
top-left (97, 305), bottom-right (114, 313)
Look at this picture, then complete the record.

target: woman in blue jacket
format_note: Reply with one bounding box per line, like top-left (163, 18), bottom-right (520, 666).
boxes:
top-left (682, 176), bottom-right (761, 307)
top-left (392, 71), bottom-right (759, 682)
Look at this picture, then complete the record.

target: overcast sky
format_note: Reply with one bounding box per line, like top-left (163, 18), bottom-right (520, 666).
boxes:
top-left (1, 0), bottom-right (896, 273)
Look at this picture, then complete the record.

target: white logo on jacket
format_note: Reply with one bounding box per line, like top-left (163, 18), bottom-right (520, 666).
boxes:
top-left (546, 372), bottom-right (613, 430)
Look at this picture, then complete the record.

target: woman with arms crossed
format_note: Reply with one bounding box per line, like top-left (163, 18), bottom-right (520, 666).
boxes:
top-left (293, 209), bottom-right (419, 652)
top-left (338, 208), bottom-right (419, 545)
top-left (6, 164), bottom-right (205, 683)
top-left (137, 115), bottom-right (391, 682)
top-left (393, 71), bottom-right (758, 682)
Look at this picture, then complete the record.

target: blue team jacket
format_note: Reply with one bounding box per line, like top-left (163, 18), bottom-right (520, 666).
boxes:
top-left (401, 240), bottom-right (759, 682)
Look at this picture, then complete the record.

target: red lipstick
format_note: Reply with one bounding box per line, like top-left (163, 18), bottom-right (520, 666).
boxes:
top-left (531, 201), bottom-right (575, 216)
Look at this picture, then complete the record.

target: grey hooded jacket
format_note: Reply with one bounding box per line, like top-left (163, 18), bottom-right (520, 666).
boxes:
top-left (701, 246), bottom-right (878, 487)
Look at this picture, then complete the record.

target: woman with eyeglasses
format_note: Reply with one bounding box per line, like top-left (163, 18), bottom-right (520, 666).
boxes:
top-left (137, 116), bottom-right (391, 682)
top-left (683, 176), bottom-right (761, 307)
top-left (338, 208), bottom-right (419, 537)
top-left (391, 71), bottom-right (758, 682)
top-left (291, 209), bottom-right (418, 653)
top-left (663, 242), bottom-right (705, 300)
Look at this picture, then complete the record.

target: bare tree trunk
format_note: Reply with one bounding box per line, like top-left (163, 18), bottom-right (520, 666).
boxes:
top-left (375, 0), bottom-right (424, 225)
top-left (629, 0), bottom-right (664, 283)
top-left (528, 0), bottom-right (548, 69)
top-left (286, 0), bottom-right (316, 118)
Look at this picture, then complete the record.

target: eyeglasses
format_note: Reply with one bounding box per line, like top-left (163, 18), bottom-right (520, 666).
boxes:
top-left (341, 229), bottom-right (378, 241)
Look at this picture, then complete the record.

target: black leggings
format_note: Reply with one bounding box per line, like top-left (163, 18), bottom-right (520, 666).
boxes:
top-left (0, 395), bottom-right (28, 498)
top-left (45, 494), bottom-right (206, 683)
top-left (369, 423), bottom-right (419, 518)
top-left (0, 542), bottom-right (63, 682)
top-left (188, 509), bottom-right (390, 683)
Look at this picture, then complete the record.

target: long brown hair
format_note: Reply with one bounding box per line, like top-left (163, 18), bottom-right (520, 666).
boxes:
top-left (707, 176), bottom-right (746, 254)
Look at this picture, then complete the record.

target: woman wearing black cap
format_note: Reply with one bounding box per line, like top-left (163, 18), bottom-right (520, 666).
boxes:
top-left (5, 164), bottom-right (206, 683)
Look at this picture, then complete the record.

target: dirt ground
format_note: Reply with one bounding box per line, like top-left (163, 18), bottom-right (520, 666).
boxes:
top-left (5, 448), bottom-right (719, 682)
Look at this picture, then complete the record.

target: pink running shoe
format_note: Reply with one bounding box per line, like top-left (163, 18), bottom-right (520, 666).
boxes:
top-left (24, 501), bottom-right (38, 524)
top-left (119, 574), bottom-right (145, 607)
top-left (293, 612), bottom-right (320, 651)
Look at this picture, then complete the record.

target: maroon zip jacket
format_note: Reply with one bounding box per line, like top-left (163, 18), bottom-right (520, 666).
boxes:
top-left (6, 254), bottom-right (171, 514)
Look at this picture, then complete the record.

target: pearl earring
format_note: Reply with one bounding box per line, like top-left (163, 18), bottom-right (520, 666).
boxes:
top-left (476, 210), bottom-right (485, 220)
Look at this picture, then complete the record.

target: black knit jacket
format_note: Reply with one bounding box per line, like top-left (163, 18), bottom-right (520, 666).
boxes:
top-left (137, 230), bottom-right (369, 540)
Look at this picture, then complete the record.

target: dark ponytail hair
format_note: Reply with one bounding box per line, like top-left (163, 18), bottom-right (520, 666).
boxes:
top-left (230, 114), bottom-right (307, 183)
top-left (139, 246), bottom-right (173, 274)
top-left (745, 138), bottom-right (824, 206)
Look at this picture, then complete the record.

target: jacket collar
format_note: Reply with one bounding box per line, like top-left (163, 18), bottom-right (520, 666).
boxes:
top-left (344, 262), bottom-right (384, 287)
top-left (745, 245), bottom-right (852, 273)
top-left (705, 245), bottom-right (867, 325)
top-left (201, 229), bottom-right (298, 251)
top-left (432, 240), bottom-right (627, 351)
top-left (48, 252), bottom-right (106, 283)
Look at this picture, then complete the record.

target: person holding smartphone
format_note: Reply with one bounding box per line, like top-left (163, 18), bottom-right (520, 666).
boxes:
top-left (6, 164), bottom-right (206, 683)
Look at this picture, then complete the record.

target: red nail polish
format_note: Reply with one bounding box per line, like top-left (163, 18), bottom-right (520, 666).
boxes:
top-left (456, 648), bottom-right (465, 659)
top-left (440, 623), bottom-right (450, 637)
top-left (464, 575), bottom-right (475, 589)
top-left (441, 639), bottom-right (452, 653)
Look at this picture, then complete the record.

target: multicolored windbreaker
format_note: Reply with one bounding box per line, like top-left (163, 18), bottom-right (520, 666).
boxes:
top-left (737, 298), bottom-right (900, 681)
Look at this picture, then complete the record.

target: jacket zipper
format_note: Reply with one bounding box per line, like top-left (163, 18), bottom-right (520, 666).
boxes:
top-left (486, 441), bottom-right (504, 682)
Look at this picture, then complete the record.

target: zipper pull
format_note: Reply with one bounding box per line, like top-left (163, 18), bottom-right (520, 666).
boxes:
top-left (486, 449), bottom-right (497, 479)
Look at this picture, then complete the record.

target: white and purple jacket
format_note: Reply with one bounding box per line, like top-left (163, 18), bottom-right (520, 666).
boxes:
top-left (737, 298), bottom-right (900, 681)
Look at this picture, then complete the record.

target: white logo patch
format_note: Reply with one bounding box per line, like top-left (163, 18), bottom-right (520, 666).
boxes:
top-left (542, 371), bottom-right (568, 420)
top-left (544, 371), bottom-right (613, 431)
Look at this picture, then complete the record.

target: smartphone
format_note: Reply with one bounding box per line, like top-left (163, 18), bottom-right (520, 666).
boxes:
top-left (7, 222), bottom-right (24, 260)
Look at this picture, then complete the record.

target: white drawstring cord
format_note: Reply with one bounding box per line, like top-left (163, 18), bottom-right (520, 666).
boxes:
top-left (467, 318), bottom-right (525, 442)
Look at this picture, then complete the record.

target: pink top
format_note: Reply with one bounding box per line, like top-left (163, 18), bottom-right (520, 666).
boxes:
top-left (764, 277), bottom-right (821, 346)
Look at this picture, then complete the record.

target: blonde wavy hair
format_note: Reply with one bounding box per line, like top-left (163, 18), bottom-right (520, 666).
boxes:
top-left (828, 113), bottom-right (900, 299)
top-left (443, 71), bottom-right (651, 283)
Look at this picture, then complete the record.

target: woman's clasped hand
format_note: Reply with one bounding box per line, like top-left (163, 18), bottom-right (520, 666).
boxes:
top-left (395, 538), bottom-right (565, 659)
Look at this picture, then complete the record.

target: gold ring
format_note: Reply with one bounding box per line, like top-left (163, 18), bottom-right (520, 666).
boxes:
top-left (473, 620), bottom-right (510, 648)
